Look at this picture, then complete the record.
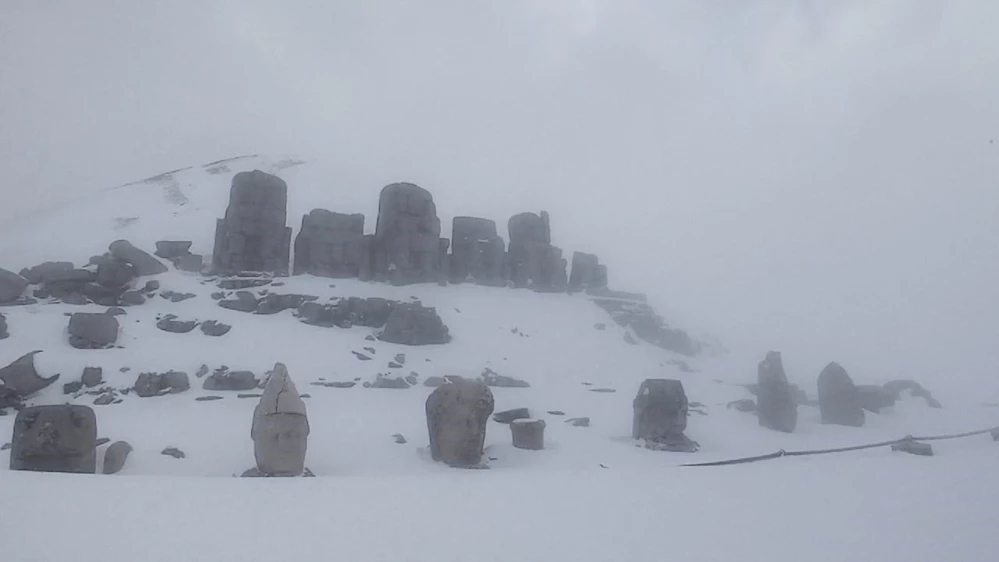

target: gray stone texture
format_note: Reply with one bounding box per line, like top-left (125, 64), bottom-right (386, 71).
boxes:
top-left (173, 254), bottom-right (204, 273)
top-left (507, 211), bottom-right (568, 292)
top-left (510, 419), bottom-right (546, 450)
top-left (212, 170), bottom-right (292, 275)
top-left (378, 303), bottom-right (451, 345)
top-left (449, 217), bottom-right (506, 285)
top-left (102, 441), bottom-right (133, 474)
top-left (592, 297), bottom-right (700, 356)
top-left (883, 379), bottom-right (942, 409)
top-left (568, 251), bottom-right (608, 292)
top-left (109, 240), bottom-right (168, 276)
top-left (68, 313), bottom-right (119, 349)
top-left (0, 313), bottom-right (7, 339)
top-left (251, 363), bottom-right (309, 476)
top-left (10, 405), bottom-right (97, 474)
top-left (373, 183), bottom-right (442, 285)
top-left (18, 262), bottom-right (73, 285)
top-left (0, 268), bottom-right (29, 302)
top-left (857, 385), bottom-right (897, 413)
top-left (154, 241), bottom-right (193, 259)
top-left (426, 379), bottom-right (494, 468)
top-left (756, 351), bottom-right (798, 433)
top-left (95, 257), bottom-right (136, 288)
top-left (82, 367), bottom-right (103, 388)
top-left (0, 351), bottom-right (60, 396)
top-left (817, 362), bottom-right (865, 427)
top-left (293, 209), bottom-right (368, 278)
top-left (633, 379), bottom-right (697, 451)
top-left (203, 370), bottom-right (259, 391)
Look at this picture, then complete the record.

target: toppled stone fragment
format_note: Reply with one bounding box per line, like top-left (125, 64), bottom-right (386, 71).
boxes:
top-left (109, 240), bottom-right (168, 276)
top-left (154, 241), bottom-right (192, 259)
top-left (378, 303), bottom-right (451, 346)
top-left (10, 405), bottom-right (97, 473)
top-left (493, 408), bottom-right (531, 424)
top-left (0, 351), bottom-right (60, 396)
top-left (68, 313), bottom-right (119, 349)
top-left (200, 320), bottom-right (232, 337)
top-left (0, 268), bottom-right (29, 302)
top-left (203, 370), bottom-right (258, 391)
top-left (891, 440), bottom-right (933, 456)
top-left (102, 441), bottom-right (133, 474)
top-left (156, 315), bottom-right (197, 334)
top-left (511, 419), bottom-right (546, 450)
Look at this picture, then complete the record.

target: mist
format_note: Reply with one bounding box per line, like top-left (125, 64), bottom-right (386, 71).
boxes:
top-left (2, 0), bottom-right (997, 391)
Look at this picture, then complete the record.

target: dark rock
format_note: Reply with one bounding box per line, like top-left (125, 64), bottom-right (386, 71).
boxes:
top-left (143, 280), bottom-right (160, 292)
top-left (95, 257), bottom-right (136, 288)
top-left (568, 251), bottom-right (608, 292)
top-left (426, 379), bottom-right (494, 468)
top-left (63, 380), bottom-right (84, 395)
top-left (238, 393), bottom-right (263, 399)
top-left (352, 351), bottom-right (372, 361)
top-left (212, 170), bottom-right (291, 275)
top-left (883, 379), bottom-right (942, 409)
top-left (68, 313), bottom-right (119, 349)
top-left (95, 437), bottom-right (111, 447)
top-left (449, 217), bottom-right (506, 285)
top-left (119, 290), bottom-right (146, 306)
top-left (891, 440), bottom-right (934, 456)
top-left (991, 428), bottom-right (999, 442)
top-left (507, 211), bottom-right (567, 292)
top-left (493, 408), bottom-right (531, 424)
top-left (511, 419), bottom-right (546, 450)
top-left (109, 240), bottom-right (168, 276)
top-left (311, 381), bottom-right (356, 389)
top-left (480, 368), bottom-right (530, 388)
top-left (364, 347), bottom-right (376, 354)
top-left (81, 367), bottom-right (103, 388)
top-left (372, 183), bottom-right (442, 285)
top-left (161, 447), bottom-right (186, 459)
top-left (10, 405), bottom-right (97, 473)
top-left (632, 379), bottom-right (698, 452)
top-left (293, 209), bottom-right (368, 278)
top-left (393, 353), bottom-right (407, 365)
top-left (203, 370), bottom-right (258, 391)
top-left (392, 433), bottom-right (407, 444)
top-left (756, 351), bottom-right (797, 433)
top-left (93, 393), bottom-right (115, 406)
top-left (0, 351), bottom-right (60, 396)
top-left (727, 399), bottom-right (757, 412)
top-left (219, 291), bottom-right (259, 313)
top-left (368, 375), bottom-right (411, 389)
top-left (0, 313), bottom-right (7, 339)
top-left (133, 373), bottom-right (165, 397)
top-left (17, 262), bottom-right (73, 285)
top-left (817, 362), bottom-right (865, 427)
top-left (156, 315), bottom-right (197, 334)
top-left (423, 375), bottom-right (465, 388)
top-left (592, 297), bottom-right (699, 356)
top-left (857, 385), bottom-right (896, 413)
top-left (59, 292), bottom-right (90, 305)
top-left (102, 441), bottom-right (133, 474)
top-left (547, 410), bottom-right (565, 416)
top-left (196, 364), bottom-right (210, 378)
top-left (200, 320), bottom-right (231, 337)
top-left (164, 371), bottom-right (190, 393)
top-left (590, 388), bottom-right (616, 393)
top-left (211, 292), bottom-right (225, 300)
top-left (218, 278), bottom-right (272, 290)
top-left (0, 268), bottom-right (30, 302)
top-left (196, 396), bottom-right (224, 401)
top-left (566, 417), bottom-right (590, 427)
top-left (388, 361), bottom-right (403, 369)
top-left (105, 307), bottom-right (126, 316)
top-left (154, 241), bottom-right (192, 259)
top-left (378, 303), bottom-right (450, 345)
top-left (161, 291), bottom-right (197, 303)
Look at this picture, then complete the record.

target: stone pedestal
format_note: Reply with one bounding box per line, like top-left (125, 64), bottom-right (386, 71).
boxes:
top-left (511, 419), bottom-right (546, 450)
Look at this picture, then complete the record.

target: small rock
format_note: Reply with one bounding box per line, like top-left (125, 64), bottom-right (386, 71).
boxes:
top-left (154, 241), bottom-right (193, 259)
top-left (388, 361), bottom-right (403, 369)
top-left (196, 396), bottom-right (224, 401)
top-left (95, 437), bottom-right (111, 447)
top-left (393, 353), bottom-right (406, 365)
top-left (196, 364), bottom-right (209, 378)
top-left (105, 307), bottom-right (126, 316)
top-left (310, 381), bottom-right (356, 389)
top-left (143, 280), bottom-right (161, 292)
top-left (392, 433), bottom-right (407, 444)
top-left (480, 368), bottom-right (530, 388)
top-left (200, 320), bottom-right (232, 337)
top-left (368, 376), bottom-right (411, 389)
top-left (120, 367), bottom-right (130, 373)
top-left (511, 419), bottom-right (546, 450)
top-left (93, 393), bottom-right (115, 406)
top-left (218, 278), bottom-right (272, 290)
top-left (81, 367), bottom-right (103, 388)
top-left (1, 442), bottom-right (10, 451)
top-left (211, 292), bottom-right (226, 300)
top-left (156, 315), bottom-right (198, 334)
top-left (164, 371), bottom-right (190, 393)
top-left (589, 388), bottom-right (616, 393)
top-left (119, 291), bottom-right (146, 306)
top-left (161, 447), bottom-right (186, 459)
top-left (63, 380), bottom-right (84, 395)
top-left (493, 408), bottom-right (531, 424)
top-left (238, 393), bottom-right (263, 399)
top-left (102, 441), bottom-right (133, 474)
top-left (364, 347), bottom-right (376, 354)
top-left (891, 440), bottom-right (934, 457)
top-left (566, 417), bottom-right (590, 427)
top-left (203, 370), bottom-right (258, 391)
top-left (547, 410), bottom-right (565, 416)
top-left (352, 351), bottom-right (372, 361)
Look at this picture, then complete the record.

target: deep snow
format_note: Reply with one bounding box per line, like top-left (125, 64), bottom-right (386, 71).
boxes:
top-left (1, 155), bottom-right (997, 560)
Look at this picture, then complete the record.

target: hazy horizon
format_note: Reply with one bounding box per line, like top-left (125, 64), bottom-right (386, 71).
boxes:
top-left (2, 1), bottom-right (997, 391)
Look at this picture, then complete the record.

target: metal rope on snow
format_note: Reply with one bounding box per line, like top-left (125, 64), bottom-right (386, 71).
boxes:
top-left (681, 424), bottom-right (999, 467)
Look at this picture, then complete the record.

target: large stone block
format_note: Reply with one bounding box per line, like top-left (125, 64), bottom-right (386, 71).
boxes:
top-left (293, 209), bottom-right (367, 278)
top-left (507, 211), bottom-right (567, 292)
top-left (426, 379), bottom-right (494, 468)
top-left (212, 170), bottom-right (291, 275)
top-left (818, 362), bottom-right (865, 427)
top-left (632, 379), bottom-right (698, 452)
top-left (10, 405), bottom-right (97, 474)
top-left (756, 351), bottom-right (797, 433)
top-left (373, 183), bottom-right (442, 285)
top-left (511, 419), bottom-right (546, 450)
top-left (449, 217), bottom-right (507, 285)
top-left (378, 303), bottom-right (451, 345)
top-left (68, 313), bottom-right (119, 349)
top-left (251, 364), bottom-right (309, 476)
top-left (568, 251), bottom-right (608, 292)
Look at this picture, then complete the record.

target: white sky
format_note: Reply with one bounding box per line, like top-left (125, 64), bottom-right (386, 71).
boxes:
top-left (1, 0), bottom-right (997, 387)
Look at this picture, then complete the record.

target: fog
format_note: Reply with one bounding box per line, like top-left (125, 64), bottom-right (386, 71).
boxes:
top-left (2, 1), bottom-right (997, 390)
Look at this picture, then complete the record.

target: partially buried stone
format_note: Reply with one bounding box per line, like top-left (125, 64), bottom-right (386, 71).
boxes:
top-left (756, 351), bottom-right (797, 433)
top-left (156, 315), bottom-right (197, 334)
top-left (632, 379), bottom-right (698, 452)
top-left (0, 313), bottom-right (7, 339)
top-left (196, 396), bottom-right (224, 402)
top-left (63, 380), bottom-right (83, 395)
top-left (378, 303), bottom-right (451, 346)
top-left (154, 241), bottom-right (192, 259)
top-left (109, 240), bottom-right (168, 276)
top-left (480, 368), bottom-right (529, 388)
top-left (161, 447), bottom-right (185, 459)
top-left (203, 370), bottom-right (258, 391)
top-left (566, 417), bottom-right (590, 427)
top-left (368, 375), bottom-right (410, 389)
top-left (93, 393), bottom-right (115, 406)
top-left (426, 379), bottom-right (494, 468)
top-left (10, 405), bottom-right (97, 473)
top-left (0, 350), bottom-right (60, 396)
top-left (817, 362), bottom-right (865, 427)
top-left (891, 440), bottom-right (933, 456)
top-left (251, 363), bottom-right (309, 476)
top-left (511, 419), bottom-right (545, 450)
top-left (219, 291), bottom-right (259, 313)
top-left (200, 320), bottom-right (231, 337)
top-left (68, 313), bottom-right (119, 349)
top-left (493, 408), bottom-right (531, 424)
top-left (102, 441), bottom-right (133, 474)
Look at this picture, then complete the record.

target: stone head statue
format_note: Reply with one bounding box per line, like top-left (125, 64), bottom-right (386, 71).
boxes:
top-left (251, 363), bottom-right (309, 476)
top-left (426, 379), bottom-right (494, 468)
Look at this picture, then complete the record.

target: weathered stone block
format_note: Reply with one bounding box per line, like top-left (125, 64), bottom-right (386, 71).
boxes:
top-left (212, 170), bottom-right (291, 275)
top-left (373, 183), bottom-right (442, 285)
top-left (10, 405), bottom-right (97, 474)
top-left (426, 379), bottom-right (494, 468)
top-left (293, 209), bottom-right (367, 278)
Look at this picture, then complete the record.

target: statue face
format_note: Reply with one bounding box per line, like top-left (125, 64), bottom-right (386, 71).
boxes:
top-left (252, 413), bottom-right (309, 475)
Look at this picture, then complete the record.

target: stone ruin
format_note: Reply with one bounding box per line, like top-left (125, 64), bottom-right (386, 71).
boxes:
top-left (568, 251), bottom-right (608, 292)
top-left (212, 170), bottom-right (292, 275)
top-left (0, 351), bottom-right (60, 398)
top-left (507, 211), bottom-right (568, 292)
top-left (293, 209), bottom-right (369, 278)
top-left (246, 364), bottom-right (310, 477)
top-left (372, 183), bottom-right (443, 285)
top-left (449, 217), bottom-right (506, 285)
top-left (511, 419), bottom-right (546, 450)
top-left (817, 362), bottom-right (865, 427)
top-left (426, 379), bottom-right (494, 468)
top-left (10, 405), bottom-right (98, 474)
top-left (756, 351), bottom-right (797, 433)
top-left (632, 378), bottom-right (698, 452)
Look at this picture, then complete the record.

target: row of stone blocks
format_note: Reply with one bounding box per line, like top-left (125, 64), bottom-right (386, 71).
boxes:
top-left (212, 171), bottom-right (608, 291)
top-left (8, 371), bottom-right (700, 474)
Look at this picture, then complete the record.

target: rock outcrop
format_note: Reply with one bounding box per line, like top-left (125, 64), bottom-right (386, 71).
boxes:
top-left (568, 251), bottom-right (607, 292)
top-left (507, 211), bottom-right (567, 292)
top-left (372, 183), bottom-right (442, 285)
top-left (10, 405), bottom-right (97, 474)
top-left (756, 351), bottom-right (797, 433)
top-left (632, 379), bottom-right (698, 452)
top-left (0, 351), bottom-right (60, 396)
top-left (68, 313), bottom-right (119, 349)
top-left (212, 170), bottom-right (292, 275)
top-left (449, 217), bottom-right (506, 285)
top-left (426, 379), bottom-right (494, 468)
top-left (293, 209), bottom-right (368, 278)
top-left (251, 363), bottom-right (309, 476)
top-left (817, 362), bottom-right (865, 427)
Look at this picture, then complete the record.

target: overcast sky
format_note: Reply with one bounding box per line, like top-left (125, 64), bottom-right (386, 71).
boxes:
top-left (1, 1), bottom-right (997, 388)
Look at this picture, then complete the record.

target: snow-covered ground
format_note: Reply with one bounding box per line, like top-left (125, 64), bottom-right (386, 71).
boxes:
top-left (1, 156), bottom-right (997, 560)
